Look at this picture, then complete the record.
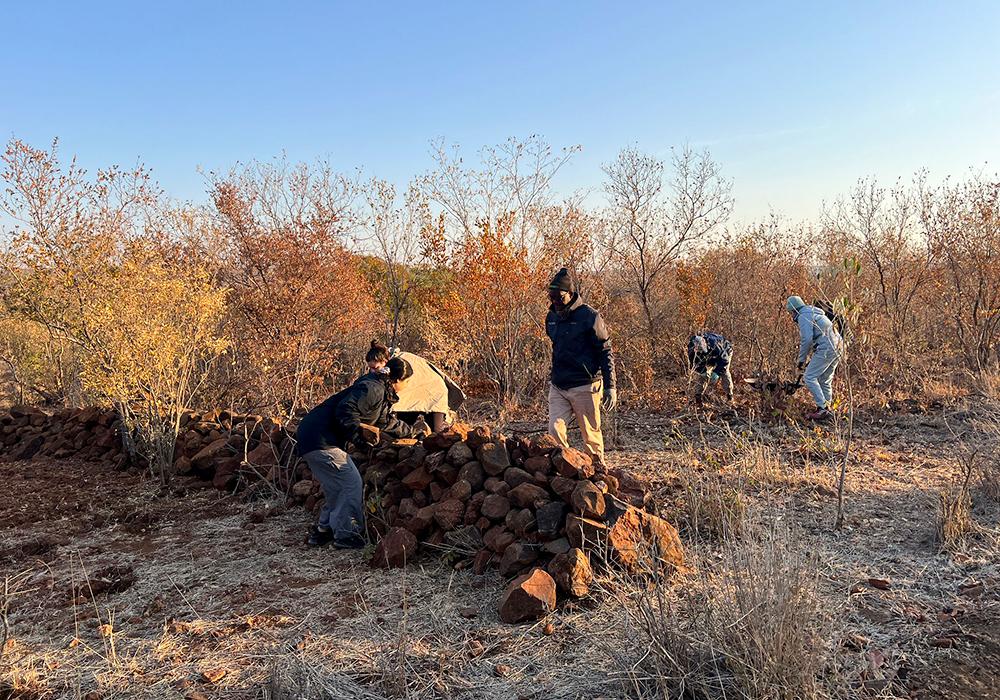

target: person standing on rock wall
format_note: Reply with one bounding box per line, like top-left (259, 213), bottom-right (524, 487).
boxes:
top-left (687, 332), bottom-right (735, 407)
top-left (296, 357), bottom-right (427, 548)
top-left (545, 267), bottom-right (617, 466)
top-left (786, 295), bottom-right (844, 421)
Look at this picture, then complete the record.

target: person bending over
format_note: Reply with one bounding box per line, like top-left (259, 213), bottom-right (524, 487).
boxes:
top-left (296, 357), bottom-right (423, 548)
top-left (688, 332), bottom-right (734, 407)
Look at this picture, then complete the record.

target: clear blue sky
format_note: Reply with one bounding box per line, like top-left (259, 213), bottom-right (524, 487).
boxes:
top-left (2, 1), bottom-right (998, 223)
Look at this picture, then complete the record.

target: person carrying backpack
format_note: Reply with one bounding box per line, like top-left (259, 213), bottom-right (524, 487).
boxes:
top-left (687, 332), bottom-right (734, 407)
top-left (786, 295), bottom-right (845, 420)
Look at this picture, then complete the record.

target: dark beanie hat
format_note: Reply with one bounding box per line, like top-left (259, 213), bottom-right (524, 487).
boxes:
top-left (548, 267), bottom-right (573, 293)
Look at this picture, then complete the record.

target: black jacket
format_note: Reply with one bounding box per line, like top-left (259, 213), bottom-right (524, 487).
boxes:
top-left (545, 294), bottom-right (616, 391)
top-left (296, 374), bottom-right (414, 454)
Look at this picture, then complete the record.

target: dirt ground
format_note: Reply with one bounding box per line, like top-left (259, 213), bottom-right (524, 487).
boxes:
top-left (1, 402), bottom-right (998, 700)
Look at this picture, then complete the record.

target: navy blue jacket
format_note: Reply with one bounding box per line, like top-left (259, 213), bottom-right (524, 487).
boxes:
top-left (545, 294), bottom-right (616, 391)
top-left (687, 332), bottom-right (733, 373)
top-left (296, 374), bottom-right (413, 454)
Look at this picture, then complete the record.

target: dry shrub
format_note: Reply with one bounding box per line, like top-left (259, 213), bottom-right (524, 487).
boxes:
top-left (936, 487), bottom-right (975, 551)
top-left (676, 461), bottom-right (747, 540)
top-left (605, 519), bottom-right (838, 700)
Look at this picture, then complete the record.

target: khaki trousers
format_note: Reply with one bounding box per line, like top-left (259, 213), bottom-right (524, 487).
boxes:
top-left (548, 380), bottom-right (604, 463)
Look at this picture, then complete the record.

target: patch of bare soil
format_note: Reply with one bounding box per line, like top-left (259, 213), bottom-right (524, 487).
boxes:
top-left (2, 405), bottom-right (998, 699)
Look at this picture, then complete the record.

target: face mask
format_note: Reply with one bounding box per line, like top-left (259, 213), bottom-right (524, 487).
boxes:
top-left (548, 290), bottom-right (570, 308)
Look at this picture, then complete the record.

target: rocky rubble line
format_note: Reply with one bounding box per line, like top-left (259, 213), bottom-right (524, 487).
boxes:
top-left (0, 406), bottom-right (685, 624)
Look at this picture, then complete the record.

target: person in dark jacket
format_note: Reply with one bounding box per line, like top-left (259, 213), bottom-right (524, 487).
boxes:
top-left (545, 267), bottom-right (616, 465)
top-left (296, 356), bottom-right (421, 548)
top-left (688, 332), bottom-right (734, 407)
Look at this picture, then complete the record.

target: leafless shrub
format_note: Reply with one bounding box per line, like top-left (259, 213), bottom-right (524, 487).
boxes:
top-left (604, 518), bottom-right (838, 700)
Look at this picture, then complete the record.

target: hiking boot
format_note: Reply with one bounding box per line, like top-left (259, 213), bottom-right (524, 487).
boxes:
top-left (806, 408), bottom-right (833, 421)
top-left (306, 526), bottom-right (335, 547)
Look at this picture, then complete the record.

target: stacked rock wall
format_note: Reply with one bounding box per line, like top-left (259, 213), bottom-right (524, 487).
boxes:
top-left (2, 407), bottom-right (684, 623)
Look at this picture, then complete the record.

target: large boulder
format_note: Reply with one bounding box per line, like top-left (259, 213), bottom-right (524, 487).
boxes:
top-left (498, 568), bottom-right (557, 624)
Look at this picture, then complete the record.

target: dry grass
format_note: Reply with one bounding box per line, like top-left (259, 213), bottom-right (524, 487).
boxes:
top-left (602, 517), bottom-right (839, 700)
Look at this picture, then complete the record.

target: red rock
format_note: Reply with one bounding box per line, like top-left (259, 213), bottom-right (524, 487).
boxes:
top-left (547, 548), bottom-right (593, 597)
top-left (465, 426), bottom-right (492, 452)
top-left (246, 442), bottom-right (278, 467)
top-left (484, 526), bottom-right (516, 554)
top-left (566, 514), bottom-right (609, 550)
top-left (429, 482), bottom-right (445, 501)
top-left (457, 461), bottom-right (485, 490)
top-left (402, 466), bottom-right (433, 490)
top-left (571, 481), bottom-right (606, 519)
top-left (553, 448), bottom-right (595, 479)
top-left (475, 516), bottom-right (492, 532)
top-left (404, 505), bottom-right (436, 535)
top-left (423, 424), bottom-right (469, 451)
top-left (498, 568), bottom-right (556, 624)
top-left (446, 441), bottom-right (475, 466)
top-left (523, 455), bottom-right (552, 474)
top-left (503, 467), bottom-right (534, 489)
top-left (397, 498), bottom-right (419, 520)
top-left (607, 467), bottom-right (650, 507)
top-left (473, 548), bottom-right (495, 574)
top-left (506, 508), bottom-right (536, 537)
top-left (527, 433), bottom-right (560, 457)
top-left (549, 476), bottom-right (577, 502)
top-left (499, 542), bottom-right (539, 577)
top-left (445, 479), bottom-right (473, 502)
top-left (481, 494), bottom-right (511, 521)
top-left (483, 477), bottom-right (510, 497)
top-left (371, 527), bottom-right (418, 568)
top-left (508, 483), bottom-right (549, 509)
top-left (607, 507), bottom-right (684, 573)
top-left (433, 499), bottom-right (465, 531)
top-left (478, 441), bottom-right (512, 476)
top-left (192, 437), bottom-right (231, 470)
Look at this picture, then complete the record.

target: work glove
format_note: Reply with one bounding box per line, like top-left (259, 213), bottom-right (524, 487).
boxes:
top-left (602, 386), bottom-right (618, 412)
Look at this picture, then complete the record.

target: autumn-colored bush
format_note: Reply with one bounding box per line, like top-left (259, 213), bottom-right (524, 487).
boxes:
top-left (2, 134), bottom-right (999, 431)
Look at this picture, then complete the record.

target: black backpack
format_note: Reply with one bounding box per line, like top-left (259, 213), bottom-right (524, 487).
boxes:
top-left (814, 299), bottom-right (851, 344)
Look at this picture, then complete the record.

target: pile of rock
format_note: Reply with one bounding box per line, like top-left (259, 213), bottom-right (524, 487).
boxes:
top-left (0, 405), bottom-right (125, 465)
top-left (357, 424), bottom-right (684, 623)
